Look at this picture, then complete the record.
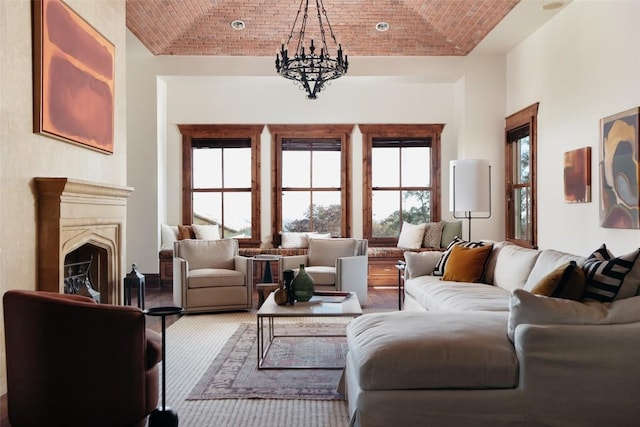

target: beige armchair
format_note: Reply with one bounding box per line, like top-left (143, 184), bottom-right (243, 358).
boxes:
top-left (281, 238), bottom-right (368, 303)
top-left (173, 238), bottom-right (253, 313)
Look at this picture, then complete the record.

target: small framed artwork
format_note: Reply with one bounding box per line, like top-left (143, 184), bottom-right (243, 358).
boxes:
top-left (563, 147), bottom-right (591, 203)
top-left (599, 107), bottom-right (639, 229)
top-left (32, 0), bottom-right (115, 154)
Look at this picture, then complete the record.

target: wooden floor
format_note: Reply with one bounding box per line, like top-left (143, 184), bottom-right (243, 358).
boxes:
top-left (143, 284), bottom-right (399, 332)
top-left (0, 285), bottom-right (398, 427)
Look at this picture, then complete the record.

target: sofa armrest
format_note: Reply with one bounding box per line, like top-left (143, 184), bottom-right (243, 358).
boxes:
top-left (514, 322), bottom-right (640, 426)
top-left (336, 255), bottom-right (368, 303)
top-left (173, 256), bottom-right (188, 308)
top-left (403, 251), bottom-right (443, 280)
top-left (234, 255), bottom-right (253, 283)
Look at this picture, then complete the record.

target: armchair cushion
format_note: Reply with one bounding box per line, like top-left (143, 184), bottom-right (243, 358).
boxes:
top-left (304, 265), bottom-right (337, 285)
top-left (180, 239), bottom-right (236, 270)
top-left (188, 268), bottom-right (245, 288)
top-left (308, 238), bottom-right (357, 266)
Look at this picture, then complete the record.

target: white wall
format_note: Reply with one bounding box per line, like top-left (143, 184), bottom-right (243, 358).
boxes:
top-left (0, 0), bottom-right (127, 396)
top-left (125, 34), bottom-right (508, 272)
top-left (506, 0), bottom-right (640, 255)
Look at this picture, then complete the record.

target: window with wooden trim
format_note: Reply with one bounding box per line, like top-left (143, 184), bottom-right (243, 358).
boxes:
top-left (270, 125), bottom-right (353, 242)
top-left (505, 103), bottom-right (538, 248)
top-left (361, 124), bottom-right (444, 247)
top-left (178, 124), bottom-right (262, 247)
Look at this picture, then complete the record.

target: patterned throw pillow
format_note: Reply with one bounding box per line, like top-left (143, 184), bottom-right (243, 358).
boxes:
top-left (433, 237), bottom-right (488, 277)
top-left (422, 222), bottom-right (444, 248)
top-left (582, 244), bottom-right (640, 302)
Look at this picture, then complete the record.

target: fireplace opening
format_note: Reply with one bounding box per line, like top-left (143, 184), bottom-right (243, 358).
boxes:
top-left (64, 243), bottom-right (108, 303)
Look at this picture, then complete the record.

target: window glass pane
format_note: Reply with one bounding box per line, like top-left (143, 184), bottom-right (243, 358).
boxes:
top-left (223, 192), bottom-right (252, 238)
top-left (372, 190), bottom-right (401, 237)
top-left (310, 191), bottom-right (341, 236)
top-left (223, 147), bottom-right (251, 188)
top-left (402, 190), bottom-right (431, 223)
top-left (514, 136), bottom-right (530, 184)
top-left (372, 148), bottom-right (399, 187)
top-left (193, 148), bottom-right (221, 188)
top-left (282, 151), bottom-right (310, 187)
top-left (312, 151), bottom-right (340, 187)
top-left (282, 191), bottom-right (311, 231)
top-left (513, 187), bottom-right (531, 240)
top-left (402, 147), bottom-right (430, 187)
top-left (193, 192), bottom-right (221, 225)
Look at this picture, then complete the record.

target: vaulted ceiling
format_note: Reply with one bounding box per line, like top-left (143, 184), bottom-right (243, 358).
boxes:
top-left (126, 0), bottom-right (523, 57)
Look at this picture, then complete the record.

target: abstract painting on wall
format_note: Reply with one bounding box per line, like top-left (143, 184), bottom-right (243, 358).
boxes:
top-left (564, 147), bottom-right (591, 203)
top-left (599, 107), bottom-right (639, 229)
top-left (32, 0), bottom-right (115, 154)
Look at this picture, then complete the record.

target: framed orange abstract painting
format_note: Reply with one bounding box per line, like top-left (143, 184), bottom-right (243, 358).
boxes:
top-left (32, 0), bottom-right (115, 154)
top-left (563, 147), bottom-right (591, 203)
top-left (599, 107), bottom-right (639, 229)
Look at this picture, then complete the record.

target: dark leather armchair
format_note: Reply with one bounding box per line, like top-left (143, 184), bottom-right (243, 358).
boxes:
top-left (3, 290), bottom-right (162, 427)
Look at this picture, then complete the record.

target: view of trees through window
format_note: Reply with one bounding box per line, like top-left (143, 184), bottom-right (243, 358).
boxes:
top-left (192, 142), bottom-right (252, 239)
top-left (281, 138), bottom-right (342, 236)
top-left (371, 140), bottom-right (433, 237)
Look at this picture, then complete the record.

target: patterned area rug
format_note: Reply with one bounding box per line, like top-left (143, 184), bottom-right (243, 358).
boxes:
top-left (187, 322), bottom-right (348, 401)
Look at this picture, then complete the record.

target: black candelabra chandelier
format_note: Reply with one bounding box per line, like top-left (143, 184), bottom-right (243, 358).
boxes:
top-left (275, 0), bottom-right (349, 100)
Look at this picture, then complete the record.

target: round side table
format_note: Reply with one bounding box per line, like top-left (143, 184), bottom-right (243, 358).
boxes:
top-left (144, 306), bottom-right (184, 427)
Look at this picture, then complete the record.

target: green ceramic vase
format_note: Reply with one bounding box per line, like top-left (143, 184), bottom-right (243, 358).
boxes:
top-left (292, 264), bottom-right (315, 302)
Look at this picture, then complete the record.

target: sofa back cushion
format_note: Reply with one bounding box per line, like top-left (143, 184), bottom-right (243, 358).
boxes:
top-left (308, 238), bottom-right (357, 267)
top-left (176, 239), bottom-right (237, 270)
top-left (523, 249), bottom-right (586, 291)
top-left (508, 288), bottom-right (640, 341)
top-left (493, 244), bottom-right (540, 291)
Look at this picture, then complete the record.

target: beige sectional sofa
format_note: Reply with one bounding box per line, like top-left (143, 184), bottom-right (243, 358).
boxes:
top-left (343, 241), bottom-right (640, 427)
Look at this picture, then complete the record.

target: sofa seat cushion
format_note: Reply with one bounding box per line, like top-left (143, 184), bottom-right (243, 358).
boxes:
top-left (188, 268), bottom-right (245, 288)
top-left (346, 311), bottom-right (517, 390)
top-left (298, 266), bottom-right (335, 285)
top-left (404, 275), bottom-right (511, 312)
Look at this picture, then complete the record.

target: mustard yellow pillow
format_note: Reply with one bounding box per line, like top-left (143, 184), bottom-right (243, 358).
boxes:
top-left (441, 244), bottom-right (493, 283)
top-left (530, 261), bottom-right (585, 301)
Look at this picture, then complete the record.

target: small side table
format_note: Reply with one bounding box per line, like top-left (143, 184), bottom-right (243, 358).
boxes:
top-left (144, 306), bottom-right (183, 427)
top-left (395, 261), bottom-right (406, 310)
top-left (253, 255), bottom-right (282, 308)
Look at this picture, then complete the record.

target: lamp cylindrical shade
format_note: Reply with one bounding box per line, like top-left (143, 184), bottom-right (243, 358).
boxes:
top-left (450, 159), bottom-right (491, 212)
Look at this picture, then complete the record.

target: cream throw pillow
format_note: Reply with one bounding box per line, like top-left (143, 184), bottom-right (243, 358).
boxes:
top-left (191, 224), bottom-right (220, 240)
top-left (397, 222), bottom-right (426, 249)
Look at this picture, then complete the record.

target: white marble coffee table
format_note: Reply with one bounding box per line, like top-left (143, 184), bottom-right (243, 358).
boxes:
top-left (256, 291), bottom-right (362, 369)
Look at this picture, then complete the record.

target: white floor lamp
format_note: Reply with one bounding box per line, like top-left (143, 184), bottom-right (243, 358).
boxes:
top-left (450, 159), bottom-right (492, 241)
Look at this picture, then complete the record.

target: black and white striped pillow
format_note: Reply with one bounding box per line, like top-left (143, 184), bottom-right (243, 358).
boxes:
top-left (582, 244), bottom-right (640, 302)
top-left (433, 237), bottom-right (488, 277)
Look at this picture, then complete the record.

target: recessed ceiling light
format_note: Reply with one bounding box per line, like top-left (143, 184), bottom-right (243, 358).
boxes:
top-left (375, 22), bottom-right (390, 32)
top-left (230, 20), bottom-right (246, 30)
top-left (542, 1), bottom-right (565, 10)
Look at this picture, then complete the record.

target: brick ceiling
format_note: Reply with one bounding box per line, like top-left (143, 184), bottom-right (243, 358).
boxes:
top-left (126, 0), bottom-right (521, 57)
